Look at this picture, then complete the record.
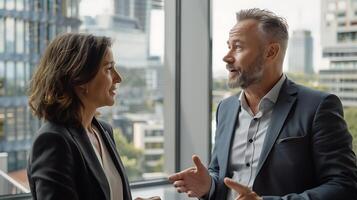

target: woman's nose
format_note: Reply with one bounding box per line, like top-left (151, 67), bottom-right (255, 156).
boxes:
top-left (114, 68), bottom-right (122, 83)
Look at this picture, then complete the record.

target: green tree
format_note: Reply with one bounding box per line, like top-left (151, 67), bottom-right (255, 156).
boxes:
top-left (344, 107), bottom-right (357, 153)
top-left (113, 128), bottom-right (144, 180)
top-left (286, 72), bottom-right (328, 91)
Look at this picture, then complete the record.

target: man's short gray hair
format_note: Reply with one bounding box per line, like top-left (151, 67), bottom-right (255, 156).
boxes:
top-left (236, 8), bottom-right (289, 51)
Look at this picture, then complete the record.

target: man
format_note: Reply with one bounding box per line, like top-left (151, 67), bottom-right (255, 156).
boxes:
top-left (169, 8), bottom-right (357, 200)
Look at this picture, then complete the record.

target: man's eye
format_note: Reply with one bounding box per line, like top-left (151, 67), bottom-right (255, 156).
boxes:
top-left (235, 46), bottom-right (243, 51)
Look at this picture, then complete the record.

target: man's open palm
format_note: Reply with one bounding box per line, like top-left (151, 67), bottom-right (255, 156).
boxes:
top-left (169, 155), bottom-right (212, 198)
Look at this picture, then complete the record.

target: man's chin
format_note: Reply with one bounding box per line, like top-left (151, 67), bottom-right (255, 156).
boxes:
top-left (227, 80), bottom-right (241, 89)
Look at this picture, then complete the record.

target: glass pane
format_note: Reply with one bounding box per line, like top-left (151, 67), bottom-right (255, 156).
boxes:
top-left (6, 108), bottom-right (15, 142)
top-left (0, 19), bottom-right (4, 53)
top-left (16, 0), bottom-right (24, 11)
top-left (80, 0), bottom-right (166, 182)
top-left (0, 62), bottom-right (4, 96)
top-left (24, 62), bottom-right (30, 87)
top-left (16, 20), bottom-right (24, 53)
top-left (5, 18), bottom-right (15, 53)
top-left (24, 22), bottom-right (29, 54)
top-left (66, 0), bottom-right (72, 17)
top-left (16, 62), bottom-right (25, 94)
top-left (16, 107), bottom-right (25, 140)
top-left (24, 0), bottom-right (29, 11)
top-left (6, 61), bottom-right (15, 96)
top-left (6, 0), bottom-right (15, 10)
top-left (0, 108), bottom-right (4, 140)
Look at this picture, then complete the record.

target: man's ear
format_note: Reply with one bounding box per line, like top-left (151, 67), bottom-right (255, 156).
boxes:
top-left (265, 43), bottom-right (280, 60)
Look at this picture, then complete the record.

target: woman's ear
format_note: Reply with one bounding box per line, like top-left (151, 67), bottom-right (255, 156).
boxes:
top-left (75, 85), bottom-right (88, 95)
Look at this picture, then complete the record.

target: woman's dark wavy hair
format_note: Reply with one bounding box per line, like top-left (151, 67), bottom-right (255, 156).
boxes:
top-left (28, 33), bottom-right (112, 126)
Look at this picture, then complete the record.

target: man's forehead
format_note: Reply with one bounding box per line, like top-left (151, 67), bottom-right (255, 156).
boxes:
top-left (229, 19), bottom-right (259, 36)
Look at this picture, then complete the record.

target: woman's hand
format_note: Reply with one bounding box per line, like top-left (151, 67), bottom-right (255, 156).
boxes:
top-left (135, 196), bottom-right (161, 200)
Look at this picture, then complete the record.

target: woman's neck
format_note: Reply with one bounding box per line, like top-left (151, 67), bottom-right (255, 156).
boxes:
top-left (80, 107), bottom-right (96, 132)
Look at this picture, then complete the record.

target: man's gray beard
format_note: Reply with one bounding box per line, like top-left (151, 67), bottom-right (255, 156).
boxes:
top-left (227, 63), bottom-right (263, 89)
top-left (227, 75), bottom-right (245, 89)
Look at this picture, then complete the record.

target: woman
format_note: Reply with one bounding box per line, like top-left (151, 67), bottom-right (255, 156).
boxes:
top-left (27, 33), bottom-right (160, 200)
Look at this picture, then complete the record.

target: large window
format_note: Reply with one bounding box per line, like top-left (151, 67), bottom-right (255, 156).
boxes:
top-left (0, 0), bottom-right (212, 198)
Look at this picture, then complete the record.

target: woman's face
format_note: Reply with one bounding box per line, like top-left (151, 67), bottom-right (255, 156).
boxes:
top-left (83, 48), bottom-right (122, 109)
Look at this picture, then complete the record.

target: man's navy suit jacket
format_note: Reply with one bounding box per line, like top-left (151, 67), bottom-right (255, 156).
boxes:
top-left (208, 78), bottom-right (357, 200)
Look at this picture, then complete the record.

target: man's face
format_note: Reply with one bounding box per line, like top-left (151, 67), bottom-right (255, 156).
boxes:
top-left (223, 19), bottom-right (266, 89)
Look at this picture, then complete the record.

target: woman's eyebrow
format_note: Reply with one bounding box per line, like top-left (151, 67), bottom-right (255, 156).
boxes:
top-left (103, 61), bottom-right (115, 65)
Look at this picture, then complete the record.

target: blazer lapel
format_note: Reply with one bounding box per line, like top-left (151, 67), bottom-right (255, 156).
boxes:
top-left (93, 119), bottom-right (132, 200)
top-left (67, 126), bottom-right (111, 200)
top-left (220, 96), bottom-right (241, 177)
top-left (255, 79), bottom-right (298, 178)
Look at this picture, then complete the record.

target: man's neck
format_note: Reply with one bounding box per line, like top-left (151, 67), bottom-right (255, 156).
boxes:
top-left (243, 74), bottom-right (282, 114)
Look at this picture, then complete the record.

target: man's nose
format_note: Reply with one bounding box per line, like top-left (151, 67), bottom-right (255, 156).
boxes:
top-left (223, 51), bottom-right (234, 63)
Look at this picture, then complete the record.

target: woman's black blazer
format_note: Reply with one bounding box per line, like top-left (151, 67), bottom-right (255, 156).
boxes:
top-left (27, 118), bottom-right (132, 200)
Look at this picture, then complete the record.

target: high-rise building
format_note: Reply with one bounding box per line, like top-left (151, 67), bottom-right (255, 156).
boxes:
top-left (152, 0), bottom-right (164, 10)
top-left (132, 118), bottom-right (164, 178)
top-left (113, 0), bottom-right (151, 32)
top-left (0, 0), bottom-right (80, 172)
top-left (288, 29), bottom-right (314, 74)
top-left (319, 0), bottom-right (357, 107)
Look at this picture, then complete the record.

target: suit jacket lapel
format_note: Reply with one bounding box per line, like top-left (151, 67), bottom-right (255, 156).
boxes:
top-left (221, 96), bottom-right (241, 178)
top-left (255, 79), bottom-right (298, 178)
top-left (93, 119), bottom-right (132, 200)
top-left (67, 126), bottom-right (111, 200)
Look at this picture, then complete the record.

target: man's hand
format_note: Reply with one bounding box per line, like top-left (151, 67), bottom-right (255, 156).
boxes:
top-left (168, 155), bottom-right (211, 198)
top-left (224, 178), bottom-right (262, 200)
top-left (134, 196), bottom-right (161, 200)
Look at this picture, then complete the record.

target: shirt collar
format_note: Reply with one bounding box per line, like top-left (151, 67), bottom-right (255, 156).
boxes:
top-left (239, 74), bottom-right (286, 115)
top-left (262, 74), bottom-right (286, 104)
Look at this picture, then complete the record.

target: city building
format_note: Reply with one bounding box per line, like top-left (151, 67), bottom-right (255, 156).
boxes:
top-left (113, 0), bottom-right (163, 31)
top-left (319, 69), bottom-right (357, 106)
top-left (0, 0), bottom-right (80, 172)
top-left (288, 29), bottom-right (314, 74)
top-left (133, 118), bottom-right (164, 178)
top-left (319, 0), bottom-right (357, 107)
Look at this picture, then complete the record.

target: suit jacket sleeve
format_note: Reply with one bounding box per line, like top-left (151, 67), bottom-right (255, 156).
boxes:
top-left (205, 101), bottom-right (222, 200)
top-left (262, 94), bottom-right (357, 200)
top-left (28, 132), bottom-right (79, 200)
